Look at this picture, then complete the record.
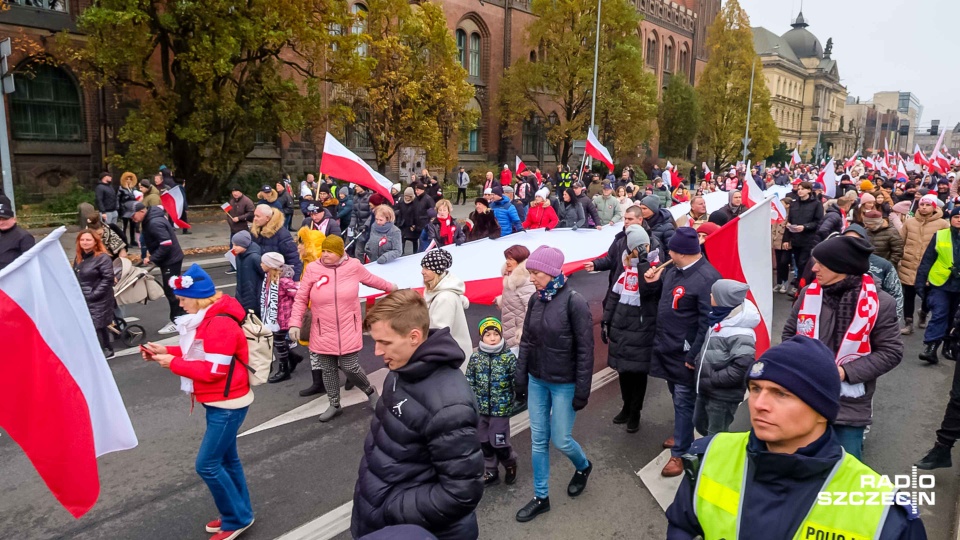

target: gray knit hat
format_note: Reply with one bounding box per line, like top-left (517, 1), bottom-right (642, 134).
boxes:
top-left (625, 224), bottom-right (650, 251)
top-left (640, 195), bottom-right (661, 212)
top-left (711, 279), bottom-right (749, 308)
top-left (231, 230), bottom-right (252, 249)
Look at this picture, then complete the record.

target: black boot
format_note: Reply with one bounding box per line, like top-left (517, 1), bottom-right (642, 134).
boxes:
top-left (920, 341), bottom-right (941, 364)
top-left (483, 471), bottom-right (500, 486)
top-left (504, 464), bottom-right (518, 485)
top-left (916, 442), bottom-right (953, 470)
top-left (288, 349), bottom-right (304, 374)
top-left (612, 404), bottom-right (629, 424)
top-left (299, 369), bottom-right (326, 397)
top-left (626, 411), bottom-right (641, 433)
top-left (516, 497), bottom-right (550, 523)
top-left (268, 359), bottom-right (291, 383)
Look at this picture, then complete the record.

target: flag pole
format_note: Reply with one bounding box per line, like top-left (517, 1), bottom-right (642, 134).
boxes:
top-left (741, 59), bottom-right (756, 163)
top-left (578, 0), bottom-right (602, 180)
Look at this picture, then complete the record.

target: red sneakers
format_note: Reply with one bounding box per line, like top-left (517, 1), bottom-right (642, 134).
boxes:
top-left (209, 519), bottom-right (254, 540)
top-left (205, 519), bottom-right (221, 533)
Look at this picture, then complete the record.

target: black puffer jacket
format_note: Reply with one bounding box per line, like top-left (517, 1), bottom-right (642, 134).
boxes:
top-left (817, 204), bottom-right (846, 241)
top-left (516, 284), bottom-right (595, 409)
top-left (602, 259), bottom-right (658, 374)
top-left (650, 257), bottom-right (721, 386)
top-left (140, 206), bottom-right (184, 267)
top-left (784, 195), bottom-right (825, 247)
top-left (74, 251), bottom-right (116, 328)
top-left (352, 328), bottom-right (483, 540)
top-left (234, 242), bottom-right (264, 317)
top-left (647, 207), bottom-right (677, 249)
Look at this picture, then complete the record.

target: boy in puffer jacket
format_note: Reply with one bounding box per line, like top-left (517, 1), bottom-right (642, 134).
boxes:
top-left (693, 279), bottom-right (759, 436)
top-left (465, 317), bottom-right (518, 487)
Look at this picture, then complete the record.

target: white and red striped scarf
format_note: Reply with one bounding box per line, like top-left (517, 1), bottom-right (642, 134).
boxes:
top-left (796, 275), bottom-right (879, 398)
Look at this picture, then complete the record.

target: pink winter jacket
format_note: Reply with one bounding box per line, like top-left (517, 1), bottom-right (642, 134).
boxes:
top-left (290, 256), bottom-right (394, 355)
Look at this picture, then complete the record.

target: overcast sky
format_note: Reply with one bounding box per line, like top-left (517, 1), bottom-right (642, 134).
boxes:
top-left (738, 0), bottom-right (956, 130)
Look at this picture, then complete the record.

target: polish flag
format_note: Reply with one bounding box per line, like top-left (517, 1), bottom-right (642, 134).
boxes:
top-left (160, 185), bottom-right (190, 229)
top-left (0, 229), bottom-right (138, 517)
top-left (915, 144), bottom-right (930, 169)
top-left (515, 156), bottom-right (527, 175)
top-left (220, 201), bottom-right (233, 213)
top-left (863, 156), bottom-right (876, 170)
top-left (816, 157), bottom-right (837, 198)
top-left (931, 131), bottom-right (949, 174)
top-left (702, 162), bottom-right (712, 183)
top-left (704, 201), bottom-right (773, 355)
top-left (896, 160), bottom-right (909, 182)
top-left (585, 128), bottom-right (614, 169)
top-left (884, 140), bottom-right (891, 167)
top-left (844, 151), bottom-right (860, 170)
top-left (742, 161), bottom-right (785, 223)
top-left (319, 132), bottom-right (394, 204)
top-left (791, 148), bottom-right (802, 166)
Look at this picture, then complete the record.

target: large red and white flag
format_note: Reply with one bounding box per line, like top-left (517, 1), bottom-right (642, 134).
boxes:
top-left (319, 132), bottom-right (394, 204)
top-left (704, 201), bottom-right (773, 355)
top-left (515, 156), bottom-right (527, 175)
top-left (702, 162), bottom-right (712, 183)
top-left (160, 185), bottom-right (190, 229)
top-left (742, 161), bottom-right (785, 223)
top-left (896, 160), bottom-right (909, 182)
top-left (791, 148), bottom-right (802, 166)
top-left (0, 229), bottom-right (137, 517)
top-left (358, 226), bottom-right (619, 303)
top-left (585, 128), bottom-right (614, 169)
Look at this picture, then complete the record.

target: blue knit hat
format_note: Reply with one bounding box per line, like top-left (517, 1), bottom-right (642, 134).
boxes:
top-left (747, 336), bottom-right (841, 422)
top-left (668, 227), bottom-right (701, 255)
top-left (168, 264), bottom-right (217, 299)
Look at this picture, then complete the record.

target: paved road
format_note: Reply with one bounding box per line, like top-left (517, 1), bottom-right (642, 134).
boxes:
top-left (1, 264), bottom-right (957, 539)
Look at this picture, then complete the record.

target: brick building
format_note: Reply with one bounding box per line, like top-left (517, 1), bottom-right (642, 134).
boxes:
top-left (0, 0), bottom-right (720, 199)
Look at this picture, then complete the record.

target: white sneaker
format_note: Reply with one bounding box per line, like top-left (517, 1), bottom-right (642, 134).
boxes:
top-left (158, 322), bottom-right (178, 335)
top-left (773, 284), bottom-right (783, 293)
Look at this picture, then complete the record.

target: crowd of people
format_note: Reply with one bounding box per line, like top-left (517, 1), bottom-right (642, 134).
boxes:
top-left (6, 157), bottom-right (959, 540)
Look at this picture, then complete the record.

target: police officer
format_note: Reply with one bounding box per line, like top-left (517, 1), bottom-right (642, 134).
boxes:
top-left (555, 164), bottom-right (573, 191)
top-left (915, 206), bottom-right (960, 363)
top-left (666, 336), bottom-right (926, 539)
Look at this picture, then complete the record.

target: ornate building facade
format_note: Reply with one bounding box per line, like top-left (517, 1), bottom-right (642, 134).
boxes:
top-left (752, 12), bottom-right (854, 162)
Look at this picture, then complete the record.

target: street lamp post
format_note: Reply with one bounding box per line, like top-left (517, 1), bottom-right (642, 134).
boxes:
top-left (741, 59), bottom-right (756, 163)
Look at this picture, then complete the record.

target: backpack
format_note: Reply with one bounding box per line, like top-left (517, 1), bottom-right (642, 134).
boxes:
top-left (217, 311), bottom-right (273, 392)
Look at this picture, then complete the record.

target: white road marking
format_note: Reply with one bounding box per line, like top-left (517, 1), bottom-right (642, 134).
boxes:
top-left (271, 367), bottom-right (618, 540)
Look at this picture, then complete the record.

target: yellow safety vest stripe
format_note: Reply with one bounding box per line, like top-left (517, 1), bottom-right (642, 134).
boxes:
top-left (928, 228), bottom-right (954, 287)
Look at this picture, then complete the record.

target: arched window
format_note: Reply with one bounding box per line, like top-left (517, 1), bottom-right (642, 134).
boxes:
top-left (469, 33), bottom-right (481, 78)
top-left (663, 40), bottom-right (673, 73)
top-left (11, 65), bottom-right (83, 142)
top-left (460, 98), bottom-right (481, 153)
top-left (456, 29), bottom-right (466, 67)
top-left (529, 50), bottom-right (537, 62)
top-left (351, 3), bottom-right (368, 57)
top-left (646, 35), bottom-right (659, 68)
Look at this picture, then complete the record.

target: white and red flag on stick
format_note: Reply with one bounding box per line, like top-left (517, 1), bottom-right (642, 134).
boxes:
top-left (585, 128), bottom-right (614, 169)
top-left (742, 161), bottom-right (785, 223)
top-left (896, 160), bottom-right (909, 182)
top-left (844, 151), bottom-right (859, 170)
top-left (704, 201), bottom-right (774, 355)
top-left (914, 144), bottom-right (930, 170)
top-left (220, 201), bottom-right (233, 213)
top-left (0, 229), bottom-right (138, 517)
top-left (815, 158), bottom-right (838, 198)
top-left (319, 132), bottom-right (394, 204)
top-left (931, 131), bottom-right (949, 174)
top-left (702, 162), bottom-right (712, 183)
top-left (791, 148), bottom-right (802, 166)
top-left (515, 156), bottom-right (527, 175)
top-left (160, 185), bottom-right (190, 229)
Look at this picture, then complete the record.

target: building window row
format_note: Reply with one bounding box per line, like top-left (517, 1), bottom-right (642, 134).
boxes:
top-left (775, 76), bottom-right (801, 102)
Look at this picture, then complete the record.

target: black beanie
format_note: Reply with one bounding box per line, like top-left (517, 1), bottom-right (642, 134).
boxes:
top-left (811, 236), bottom-right (873, 275)
top-left (747, 336), bottom-right (841, 422)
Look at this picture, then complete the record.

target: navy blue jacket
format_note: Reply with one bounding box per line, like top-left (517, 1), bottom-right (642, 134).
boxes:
top-left (252, 208), bottom-right (302, 280)
top-left (650, 256), bottom-right (720, 386)
top-left (917, 227), bottom-right (960, 295)
top-left (140, 206), bottom-right (183, 268)
top-left (234, 242), bottom-right (264, 317)
top-left (666, 429), bottom-right (927, 540)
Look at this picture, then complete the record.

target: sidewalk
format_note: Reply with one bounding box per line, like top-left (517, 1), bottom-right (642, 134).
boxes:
top-left (31, 201), bottom-right (476, 261)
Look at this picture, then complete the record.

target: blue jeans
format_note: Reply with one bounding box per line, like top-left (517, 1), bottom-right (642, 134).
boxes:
top-left (668, 382), bottom-right (697, 457)
top-left (528, 376), bottom-right (589, 498)
top-left (197, 405), bottom-right (254, 531)
top-left (923, 288), bottom-right (959, 343)
top-left (834, 425), bottom-right (865, 461)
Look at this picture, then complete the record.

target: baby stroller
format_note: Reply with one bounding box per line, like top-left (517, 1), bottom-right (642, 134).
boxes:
top-left (111, 257), bottom-right (165, 347)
